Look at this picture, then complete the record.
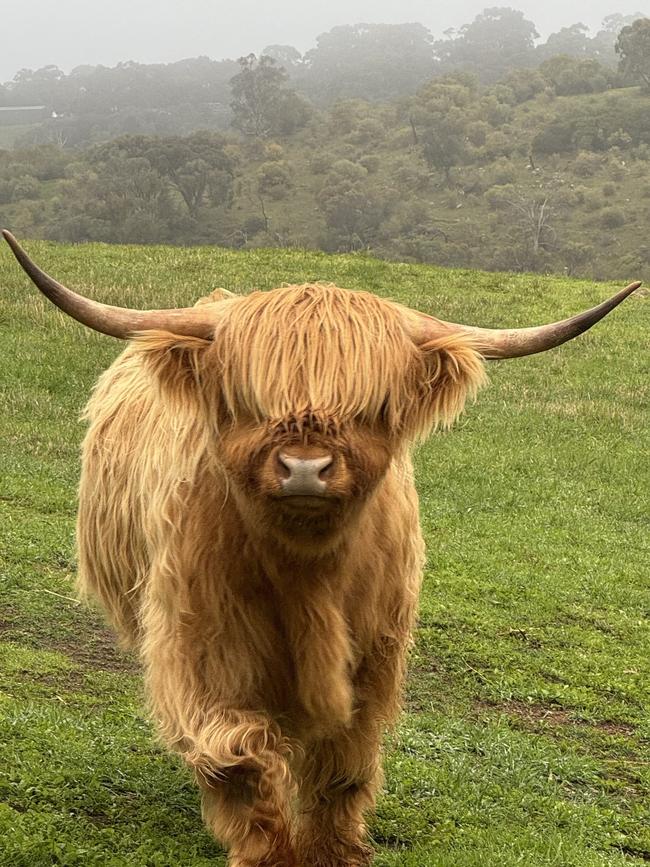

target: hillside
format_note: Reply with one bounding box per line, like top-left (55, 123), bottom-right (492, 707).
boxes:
top-left (224, 84), bottom-right (650, 280)
top-left (1, 241), bottom-right (648, 865)
top-left (0, 77), bottom-right (649, 283)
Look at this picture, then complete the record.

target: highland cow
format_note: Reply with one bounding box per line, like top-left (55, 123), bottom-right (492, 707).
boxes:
top-left (2, 229), bottom-right (640, 867)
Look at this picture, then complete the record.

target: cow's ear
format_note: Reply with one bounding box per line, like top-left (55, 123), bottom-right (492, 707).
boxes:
top-left (132, 330), bottom-right (213, 394)
top-left (414, 333), bottom-right (487, 432)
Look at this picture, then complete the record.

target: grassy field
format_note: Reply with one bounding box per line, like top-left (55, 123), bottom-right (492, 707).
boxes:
top-left (0, 240), bottom-right (648, 866)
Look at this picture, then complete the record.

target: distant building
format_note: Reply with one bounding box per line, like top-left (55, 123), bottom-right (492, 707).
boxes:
top-left (0, 105), bottom-right (48, 125)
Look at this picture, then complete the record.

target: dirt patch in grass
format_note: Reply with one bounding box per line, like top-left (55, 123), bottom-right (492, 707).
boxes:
top-left (476, 700), bottom-right (636, 736)
top-left (617, 845), bottom-right (650, 862)
top-left (49, 627), bottom-right (139, 675)
top-left (404, 661), bottom-right (459, 713)
top-left (0, 618), bottom-right (17, 636)
top-left (30, 668), bottom-right (90, 691)
top-left (593, 720), bottom-right (637, 737)
top-left (0, 606), bottom-right (138, 674)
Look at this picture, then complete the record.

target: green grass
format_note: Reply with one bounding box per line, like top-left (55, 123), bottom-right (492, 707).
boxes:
top-left (1, 240), bottom-right (648, 866)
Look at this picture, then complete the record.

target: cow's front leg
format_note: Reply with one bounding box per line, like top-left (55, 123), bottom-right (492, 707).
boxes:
top-left (194, 715), bottom-right (297, 866)
top-left (297, 727), bottom-right (381, 867)
top-left (178, 708), bottom-right (298, 866)
top-left (141, 603), bottom-right (298, 864)
top-left (297, 636), bottom-right (410, 866)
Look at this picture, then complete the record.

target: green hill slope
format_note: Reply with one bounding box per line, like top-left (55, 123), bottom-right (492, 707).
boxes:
top-left (0, 242), bottom-right (648, 865)
top-left (2, 81), bottom-right (650, 284)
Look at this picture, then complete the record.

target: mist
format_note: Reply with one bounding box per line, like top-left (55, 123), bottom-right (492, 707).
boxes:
top-left (1, 0), bottom-right (647, 82)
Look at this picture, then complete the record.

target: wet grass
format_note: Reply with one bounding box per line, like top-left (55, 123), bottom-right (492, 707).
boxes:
top-left (1, 239), bottom-right (648, 865)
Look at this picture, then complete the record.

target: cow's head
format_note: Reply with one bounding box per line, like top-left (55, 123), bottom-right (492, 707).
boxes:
top-left (3, 230), bottom-right (640, 550)
top-left (167, 282), bottom-right (487, 547)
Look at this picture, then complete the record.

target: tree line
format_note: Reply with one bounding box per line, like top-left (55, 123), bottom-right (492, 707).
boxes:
top-left (1, 9), bottom-right (648, 149)
top-left (0, 11), bottom-right (649, 282)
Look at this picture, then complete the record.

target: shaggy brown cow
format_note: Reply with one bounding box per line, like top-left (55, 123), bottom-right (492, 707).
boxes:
top-left (3, 229), bottom-right (640, 867)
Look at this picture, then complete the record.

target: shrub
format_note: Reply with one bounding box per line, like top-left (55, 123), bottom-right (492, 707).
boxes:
top-left (257, 161), bottom-right (293, 199)
top-left (358, 154), bottom-right (380, 174)
top-left (309, 153), bottom-right (332, 175)
top-left (485, 158), bottom-right (516, 186)
top-left (600, 207), bottom-right (626, 228)
top-left (562, 241), bottom-right (594, 274)
top-left (264, 143), bottom-right (285, 161)
top-left (348, 118), bottom-right (385, 146)
top-left (583, 192), bottom-right (604, 212)
top-left (572, 185), bottom-right (588, 204)
top-left (607, 129), bottom-right (634, 149)
top-left (532, 121), bottom-right (574, 155)
top-left (481, 131), bottom-right (516, 160)
top-left (10, 174), bottom-right (40, 201)
top-left (573, 152), bottom-right (601, 177)
top-left (467, 120), bottom-right (489, 147)
top-left (242, 215), bottom-right (267, 236)
top-left (555, 187), bottom-right (583, 208)
top-left (392, 161), bottom-right (429, 191)
top-left (632, 143), bottom-right (650, 161)
top-left (485, 183), bottom-right (516, 210)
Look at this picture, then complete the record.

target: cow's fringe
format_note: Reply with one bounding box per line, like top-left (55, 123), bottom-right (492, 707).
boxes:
top-left (208, 283), bottom-right (486, 438)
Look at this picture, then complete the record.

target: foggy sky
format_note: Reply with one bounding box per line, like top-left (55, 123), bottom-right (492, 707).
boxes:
top-left (1, 0), bottom-right (648, 83)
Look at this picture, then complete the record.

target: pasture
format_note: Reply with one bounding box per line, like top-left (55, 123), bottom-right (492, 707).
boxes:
top-left (0, 240), bottom-right (648, 866)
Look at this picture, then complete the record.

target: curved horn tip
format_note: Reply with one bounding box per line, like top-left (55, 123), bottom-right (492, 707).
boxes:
top-left (2, 229), bottom-right (24, 257)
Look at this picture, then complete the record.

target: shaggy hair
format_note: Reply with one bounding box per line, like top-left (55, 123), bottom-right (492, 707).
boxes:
top-left (77, 283), bottom-right (486, 866)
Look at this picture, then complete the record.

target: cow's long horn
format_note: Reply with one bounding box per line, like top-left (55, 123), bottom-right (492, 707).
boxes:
top-left (413, 281), bottom-right (642, 359)
top-left (2, 230), bottom-right (218, 340)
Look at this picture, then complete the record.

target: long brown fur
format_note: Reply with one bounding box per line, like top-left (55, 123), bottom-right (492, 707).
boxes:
top-left (77, 282), bottom-right (485, 866)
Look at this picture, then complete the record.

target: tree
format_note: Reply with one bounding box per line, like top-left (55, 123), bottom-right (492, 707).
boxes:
top-left (7, 65), bottom-right (66, 107)
top-left (434, 7), bottom-right (539, 82)
top-left (506, 194), bottom-right (555, 257)
top-left (272, 89), bottom-right (313, 137)
top-left (155, 132), bottom-right (236, 212)
top-left (602, 12), bottom-right (647, 34)
top-left (230, 54), bottom-right (285, 138)
top-left (5, 57), bottom-right (240, 147)
top-left (260, 45), bottom-right (302, 71)
top-left (486, 191), bottom-right (557, 271)
top-left (500, 68), bottom-right (546, 104)
top-left (115, 132), bottom-right (236, 216)
top-left (539, 56), bottom-right (614, 95)
top-left (59, 152), bottom-right (179, 244)
top-left (317, 159), bottom-right (394, 251)
top-left (538, 23), bottom-right (592, 60)
top-left (229, 54), bottom-right (310, 138)
top-left (585, 13), bottom-right (647, 66)
top-left (301, 23), bottom-right (436, 103)
top-left (616, 18), bottom-right (650, 89)
top-left (411, 76), bottom-right (477, 184)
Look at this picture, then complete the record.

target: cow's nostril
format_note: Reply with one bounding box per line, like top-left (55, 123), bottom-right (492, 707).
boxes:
top-left (276, 452), bottom-right (292, 480)
top-left (318, 456), bottom-right (334, 479)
